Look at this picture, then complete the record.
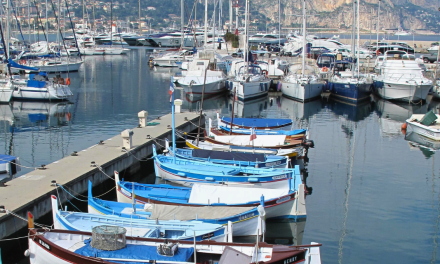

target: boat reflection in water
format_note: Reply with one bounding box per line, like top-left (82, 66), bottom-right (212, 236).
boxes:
top-left (325, 97), bottom-right (374, 123)
top-left (405, 131), bottom-right (440, 159)
top-left (280, 96), bottom-right (324, 122)
top-left (235, 220), bottom-right (306, 246)
top-left (374, 95), bottom-right (428, 138)
top-left (183, 92), bottom-right (228, 121)
top-left (10, 101), bottom-right (73, 131)
top-left (226, 95), bottom-right (269, 118)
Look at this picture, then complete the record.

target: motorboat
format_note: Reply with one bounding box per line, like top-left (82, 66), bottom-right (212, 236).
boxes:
top-left (248, 33), bottom-right (287, 45)
top-left (227, 64), bottom-right (271, 101)
top-left (177, 58), bottom-right (226, 95)
top-left (406, 111), bottom-right (440, 141)
top-left (373, 51), bottom-right (432, 102)
top-left (153, 49), bottom-right (195, 67)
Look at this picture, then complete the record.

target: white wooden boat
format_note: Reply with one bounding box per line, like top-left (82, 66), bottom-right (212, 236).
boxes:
top-left (406, 113), bottom-right (440, 141)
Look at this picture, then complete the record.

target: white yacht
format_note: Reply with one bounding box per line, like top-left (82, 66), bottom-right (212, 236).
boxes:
top-left (374, 51), bottom-right (432, 102)
top-left (153, 49), bottom-right (195, 67)
top-left (177, 58), bottom-right (226, 96)
top-left (248, 33), bottom-right (286, 45)
top-left (228, 65), bottom-right (271, 101)
top-left (280, 0), bottom-right (325, 102)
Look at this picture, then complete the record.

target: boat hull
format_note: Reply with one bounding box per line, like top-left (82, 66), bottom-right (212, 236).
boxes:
top-left (328, 81), bottom-right (371, 103)
top-left (406, 121), bottom-right (440, 141)
top-left (180, 79), bottom-right (226, 95)
top-left (26, 62), bottom-right (83, 73)
top-left (228, 80), bottom-right (270, 101)
top-left (375, 81), bottom-right (431, 102)
top-left (281, 81), bottom-right (325, 102)
top-left (12, 84), bottom-right (73, 100)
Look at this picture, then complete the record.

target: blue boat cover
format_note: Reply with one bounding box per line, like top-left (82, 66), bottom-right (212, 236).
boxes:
top-left (192, 149), bottom-right (266, 162)
top-left (27, 80), bottom-right (46, 88)
top-left (75, 239), bottom-right (194, 263)
top-left (221, 117), bottom-right (292, 128)
top-left (220, 126), bottom-right (306, 136)
top-left (8, 59), bottom-right (39, 71)
top-left (28, 114), bottom-right (47, 122)
top-left (0, 154), bottom-right (17, 164)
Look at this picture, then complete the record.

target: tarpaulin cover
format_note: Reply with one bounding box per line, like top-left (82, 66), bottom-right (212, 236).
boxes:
top-left (28, 114), bottom-right (47, 122)
top-left (26, 80), bottom-right (45, 88)
top-left (149, 204), bottom-right (254, 220)
top-left (188, 184), bottom-right (289, 204)
top-left (220, 126), bottom-right (306, 136)
top-left (221, 117), bottom-right (292, 128)
top-left (74, 238), bottom-right (194, 263)
top-left (192, 149), bottom-right (266, 162)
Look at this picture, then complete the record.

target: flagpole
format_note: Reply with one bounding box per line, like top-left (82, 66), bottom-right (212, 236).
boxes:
top-left (171, 76), bottom-right (176, 164)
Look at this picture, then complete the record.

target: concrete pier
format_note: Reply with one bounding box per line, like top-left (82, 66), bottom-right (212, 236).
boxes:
top-left (0, 111), bottom-right (203, 239)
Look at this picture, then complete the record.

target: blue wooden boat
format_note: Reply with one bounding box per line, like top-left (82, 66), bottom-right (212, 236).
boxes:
top-left (0, 154), bottom-right (20, 181)
top-left (113, 168), bottom-right (306, 221)
top-left (152, 145), bottom-right (296, 189)
top-left (51, 195), bottom-right (228, 241)
top-left (165, 140), bottom-right (288, 168)
top-left (89, 182), bottom-right (266, 237)
top-left (218, 116), bottom-right (292, 129)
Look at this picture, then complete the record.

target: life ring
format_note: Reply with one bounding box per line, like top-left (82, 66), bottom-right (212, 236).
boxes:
top-left (262, 70), bottom-right (268, 76)
top-left (323, 66), bottom-right (328, 72)
top-left (65, 78), bottom-right (71, 85)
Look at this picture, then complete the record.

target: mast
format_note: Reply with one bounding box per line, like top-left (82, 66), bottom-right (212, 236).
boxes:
top-left (6, 0), bottom-right (9, 59)
top-left (28, 0), bottom-right (30, 44)
top-left (138, 0), bottom-right (141, 35)
top-left (46, 0), bottom-right (48, 34)
top-left (351, 0), bottom-right (355, 78)
top-left (356, 0), bottom-right (360, 76)
top-left (110, 0), bottom-right (112, 47)
top-left (376, 0), bottom-right (380, 53)
top-left (229, 0), bottom-right (232, 32)
top-left (181, 0), bottom-right (183, 47)
top-left (244, 0), bottom-right (248, 74)
top-left (213, 0), bottom-right (216, 50)
top-left (204, 0), bottom-right (207, 45)
top-left (301, 0), bottom-right (305, 76)
top-left (278, 0), bottom-right (280, 47)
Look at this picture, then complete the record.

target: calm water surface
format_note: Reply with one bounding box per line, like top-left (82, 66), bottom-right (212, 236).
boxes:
top-left (3, 49), bottom-right (440, 263)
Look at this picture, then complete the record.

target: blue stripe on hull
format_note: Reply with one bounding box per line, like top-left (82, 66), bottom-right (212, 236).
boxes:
top-left (329, 82), bottom-right (371, 102)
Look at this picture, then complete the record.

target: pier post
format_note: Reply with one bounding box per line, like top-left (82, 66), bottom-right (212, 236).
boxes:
top-left (138, 111), bottom-right (148, 127)
top-left (121, 129), bottom-right (134, 150)
top-left (174, 99), bottom-right (183, 113)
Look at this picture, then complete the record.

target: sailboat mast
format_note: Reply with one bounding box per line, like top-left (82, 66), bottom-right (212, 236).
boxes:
top-left (213, 0), bottom-right (216, 50)
top-left (6, 0), bottom-right (9, 60)
top-left (138, 0), bottom-right (141, 35)
top-left (356, 0), bottom-right (360, 76)
top-left (181, 0), bottom-right (183, 47)
top-left (28, 0), bottom-right (30, 44)
top-left (376, 0), bottom-right (380, 53)
top-left (110, 0), bottom-right (112, 47)
top-left (351, 0), bottom-right (355, 78)
top-left (46, 0), bottom-right (48, 34)
top-left (244, 0), bottom-right (248, 74)
top-left (301, 0), bottom-right (305, 76)
top-left (278, 0), bottom-right (280, 47)
top-left (204, 0), bottom-right (207, 45)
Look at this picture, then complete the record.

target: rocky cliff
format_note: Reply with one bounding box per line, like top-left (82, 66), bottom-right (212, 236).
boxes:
top-left (248, 0), bottom-right (440, 32)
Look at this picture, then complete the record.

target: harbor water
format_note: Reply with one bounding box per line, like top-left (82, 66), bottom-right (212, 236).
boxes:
top-left (2, 49), bottom-right (440, 263)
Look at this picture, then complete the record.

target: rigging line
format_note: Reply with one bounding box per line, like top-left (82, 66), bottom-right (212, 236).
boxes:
top-left (5, 210), bottom-right (52, 229)
top-left (55, 184), bottom-right (88, 202)
top-left (60, 184), bottom-right (116, 199)
top-left (64, 0), bottom-right (82, 60)
top-left (0, 158), bottom-right (37, 169)
top-left (8, 0), bottom-right (25, 42)
top-left (32, 0), bottom-right (48, 43)
top-left (48, 0), bottom-right (70, 60)
top-left (338, 122), bottom-right (357, 264)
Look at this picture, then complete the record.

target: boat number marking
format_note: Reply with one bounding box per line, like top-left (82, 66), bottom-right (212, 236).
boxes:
top-left (39, 239), bottom-right (51, 251)
top-left (201, 232), bottom-right (214, 239)
top-left (272, 174), bottom-right (287, 180)
top-left (284, 256), bottom-right (297, 264)
top-left (121, 188), bottom-right (132, 198)
top-left (266, 161), bottom-right (281, 167)
top-left (276, 196), bottom-right (291, 204)
top-left (239, 213), bottom-right (255, 220)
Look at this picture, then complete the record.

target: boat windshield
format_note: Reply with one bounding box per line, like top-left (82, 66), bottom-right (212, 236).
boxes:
top-left (238, 66), bottom-right (262, 75)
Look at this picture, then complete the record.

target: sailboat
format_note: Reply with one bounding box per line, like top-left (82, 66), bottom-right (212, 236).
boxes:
top-left (228, 0), bottom-right (271, 101)
top-left (327, 0), bottom-right (373, 103)
top-left (280, 0), bottom-right (326, 102)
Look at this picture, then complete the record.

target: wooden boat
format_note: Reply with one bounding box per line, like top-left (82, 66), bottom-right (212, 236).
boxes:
top-left (165, 139), bottom-right (288, 168)
top-left (406, 111), bottom-right (440, 141)
top-left (51, 195), bottom-right (228, 242)
top-left (110, 171), bottom-right (306, 221)
top-left (26, 228), bottom-right (322, 264)
top-left (218, 114), bottom-right (293, 129)
top-left (152, 145), bottom-right (297, 189)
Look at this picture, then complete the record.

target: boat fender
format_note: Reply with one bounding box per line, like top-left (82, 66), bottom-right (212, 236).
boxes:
top-left (262, 70), bottom-right (268, 76)
top-left (177, 172), bottom-right (187, 178)
top-left (65, 78), bottom-right (70, 85)
top-left (248, 178), bottom-right (259, 183)
top-left (205, 177), bottom-right (215, 181)
top-left (303, 139), bottom-right (315, 148)
top-left (323, 66), bottom-right (328, 72)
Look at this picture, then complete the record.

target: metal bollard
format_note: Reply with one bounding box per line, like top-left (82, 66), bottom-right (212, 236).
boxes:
top-left (174, 99), bottom-right (183, 113)
top-left (138, 110), bottom-right (148, 128)
top-left (121, 129), bottom-right (134, 150)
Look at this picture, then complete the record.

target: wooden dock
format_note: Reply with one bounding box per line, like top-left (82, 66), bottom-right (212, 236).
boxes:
top-left (0, 111), bottom-right (202, 239)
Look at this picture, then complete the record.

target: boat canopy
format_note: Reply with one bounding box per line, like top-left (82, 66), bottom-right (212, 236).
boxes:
top-left (188, 184), bottom-right (290, 204)
top-left (221, 117), bottom-right (292, 128)
top-left (192, 149), bottom-right (266, 161)
top-left (8, 59), bottom-right (39, 71)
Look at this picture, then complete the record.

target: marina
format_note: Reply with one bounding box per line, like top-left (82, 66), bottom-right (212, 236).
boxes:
top-left (0, 0), bottom-right (440, 263)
